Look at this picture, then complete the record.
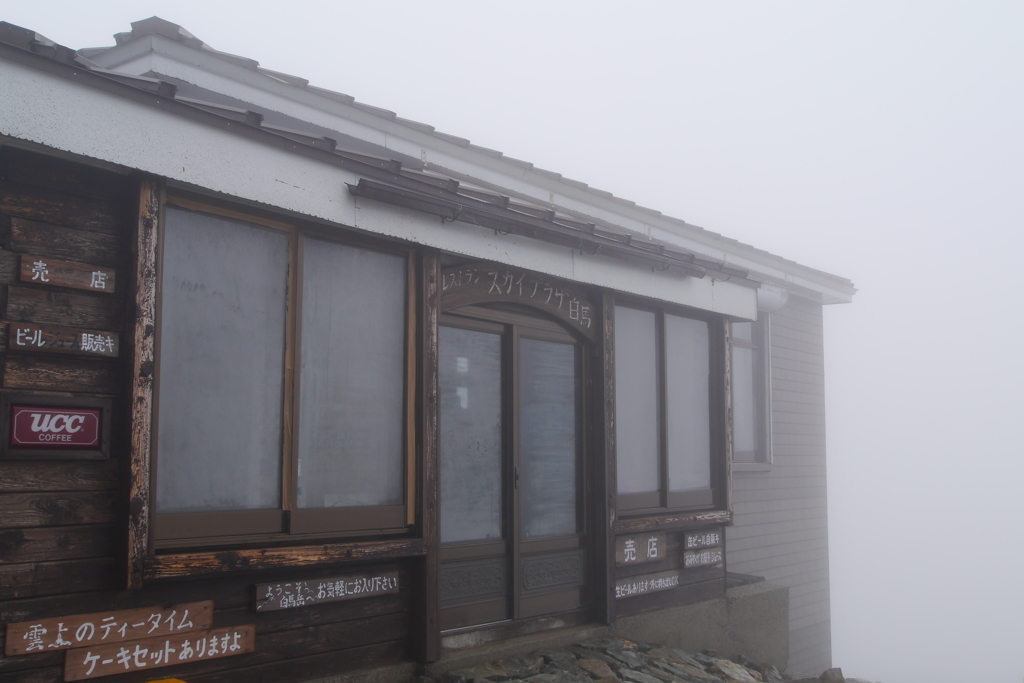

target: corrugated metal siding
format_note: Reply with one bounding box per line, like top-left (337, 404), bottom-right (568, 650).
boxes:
top-left (727, 295), bottom-right (831, 675)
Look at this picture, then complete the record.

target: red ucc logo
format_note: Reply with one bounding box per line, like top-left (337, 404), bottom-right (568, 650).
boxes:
top-left (10, 405), bottom-right (101, 448)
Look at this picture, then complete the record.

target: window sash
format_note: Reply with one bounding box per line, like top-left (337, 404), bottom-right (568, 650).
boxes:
top-left (152, 201), bottom-right (411, 544)
top-left (614, 304), bottom-right (718, 513)
top-left (732, 316), bottom-right (770, 465)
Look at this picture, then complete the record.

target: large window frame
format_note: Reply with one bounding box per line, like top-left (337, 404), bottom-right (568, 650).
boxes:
top-left (613, 299), bottom-right (728, 515)
top-left (149, 194), bottom-right (416, 548)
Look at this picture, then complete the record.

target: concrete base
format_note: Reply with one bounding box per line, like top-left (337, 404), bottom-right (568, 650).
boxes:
top-left (318, 582), bottom-right (789, 683)
top-left (610, 582), bottom-right (789, 671)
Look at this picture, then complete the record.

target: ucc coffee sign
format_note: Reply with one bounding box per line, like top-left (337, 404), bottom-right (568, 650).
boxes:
top-left (10, 405), bottom-right (102, 448)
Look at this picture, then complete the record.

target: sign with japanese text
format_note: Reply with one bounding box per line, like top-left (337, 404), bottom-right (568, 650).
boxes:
top-left (5, 601), bottom-right (212, 656)
top-left (9, 405), bottom-right (102, 449)
top-left (256, 571), bottom-right (399, 612)
top-left (440, 263), bottom-right (598, 341)
top-left (8, 323), bottom-right (119, 358)
top-left (19, 255), bottom-right (116, 294)
top-left (615, 532), bottom-right (667, 566)
top-left (64, 625), bottom-right (254, 681)
top-left (683, 548), bottom-right (724, 569)
top-left (614, 570), bottom-right (681, 599)
top-left (684, 529), bottom-right (722, 550)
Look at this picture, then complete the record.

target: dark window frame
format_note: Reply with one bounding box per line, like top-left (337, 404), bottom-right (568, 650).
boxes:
top-left (150, 193), bottom-right (416, 548)
top-left (613, 298), bottom-right (728, 515)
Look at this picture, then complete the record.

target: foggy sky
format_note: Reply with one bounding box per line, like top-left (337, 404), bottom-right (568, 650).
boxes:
top-left (6, 3), bottom-right (1023, 682)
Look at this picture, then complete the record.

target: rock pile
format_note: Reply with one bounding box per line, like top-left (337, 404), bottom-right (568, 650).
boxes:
top-left (429, 637), bottom-right (860, 683)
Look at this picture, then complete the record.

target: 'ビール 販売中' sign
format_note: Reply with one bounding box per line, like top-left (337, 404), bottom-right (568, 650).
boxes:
top-left (10, 405), bottom-right (101, 448)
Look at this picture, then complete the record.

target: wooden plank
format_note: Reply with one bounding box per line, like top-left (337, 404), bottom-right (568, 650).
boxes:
top-left (6, 601), bottom-right (213, 655)
top-left (6, 218), bottom-right (121, 266)
top-left (6, 285), bottom-right (122, 329)
top-left (186, 639), bottom-right (405, 683)
top-left (144, 538), bottom-right (426, 579)
top-left (418, 249), bottom-right (440, 663)
top-left (221, 591), bottom-right (408, 634)
top-left (7, 323), bottom-right (119, 358)
top-left (0, 461), bottom-right (117, 493)
top-left (256, 571), bottom-right (399, 612)
top-left (0, 250), bottom-right (17, 285)
top-left (126, 177), bottom-right (158, 590)
top-left (0, 148), bottom-right (130, 209)
top-left (0, 558), bottom-right (114, 600)
top-left (612, 509), bottom-right (731, 534)
top-left (0, 492), bottom-right (115, 529)
top-left (614, 578), bottom-right (725, 619)
top-left (0, 663), bottom-right (61, 683)
top-left (0, 183), bottom-right (122, 234)
top-left (0, 524), bottom-right (113, 563)
top-left (64, 624), bottom-right (253, 681)
top-left (18, 257), bottom-right (115, 295)
top-left (3, 356), bottom-right (119, 394)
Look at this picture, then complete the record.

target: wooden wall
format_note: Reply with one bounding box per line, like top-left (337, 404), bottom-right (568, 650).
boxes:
top-left (725, 295), bottom-right (832, 675)
top-left (0, 148), bottom-right (412, 683)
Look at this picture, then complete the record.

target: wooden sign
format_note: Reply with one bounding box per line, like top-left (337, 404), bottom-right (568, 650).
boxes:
top-left (256, 571), bottom-right (399, 612)
top-left (615, 532), bottom-right (667, 566)
top-left (10, 405), bottom-right (102, 448)
top-left (684, 529), bottom-right (722, 550)
top-left (614, 570), bottom-right (681, 599)
top-left (19, 255), bottom-right (116, 294)
top-left (64, 625), bottom-right (254, 681)
top-left (8, 323), bottom-right (119, 357)
top-left (5, 601), bottom-right (212, 656)
top-left (683, 548), bottom-right (724, 569)
top-left (440, 263), bottom-right (597, 341)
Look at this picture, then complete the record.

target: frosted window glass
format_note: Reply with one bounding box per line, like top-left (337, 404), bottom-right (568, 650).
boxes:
top-left (732, 345), bottom-right (757, 461)
top-left (614, 307), bottom-right (659, 495)
top-left (156, 208), bottom-right (287, 513)
top-left (520, 338), bottom-right (578, 539)
top-left (440, 326), bottom-right (504, 543)
top-left (665, 315), bottom-right (711, 492)
top-left (297, 239), bottom-right (406, 508)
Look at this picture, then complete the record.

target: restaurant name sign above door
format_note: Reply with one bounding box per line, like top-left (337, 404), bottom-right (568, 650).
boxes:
top-left (440, 263), bottom-right (598, 341)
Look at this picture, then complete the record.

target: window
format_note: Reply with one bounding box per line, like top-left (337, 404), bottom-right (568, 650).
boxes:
top-left (731, 316), bottom-right (770, 466)
top-left (614, 304), bottom-right (721, 512)
top-left (152, 203), bottom-right (411, 544)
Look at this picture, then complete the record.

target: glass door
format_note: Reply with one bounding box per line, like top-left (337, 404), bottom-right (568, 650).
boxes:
top-left (438, 309), bottom-right (586, 630)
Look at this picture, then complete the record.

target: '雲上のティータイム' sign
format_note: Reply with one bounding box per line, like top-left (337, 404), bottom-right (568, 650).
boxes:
top-left (5, 601), bottom-right (213, 656)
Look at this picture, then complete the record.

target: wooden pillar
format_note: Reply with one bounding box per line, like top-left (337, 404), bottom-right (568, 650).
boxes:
top-left (601, 292), bottom-right (617, 624)
top-left (417, 248), bottom-right (441, 661)
top-left (126, 176), bottom-right (160, 589)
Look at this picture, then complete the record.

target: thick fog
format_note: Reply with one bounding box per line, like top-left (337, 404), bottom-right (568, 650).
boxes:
top-left (7, 3), bottom-right (1023, 681)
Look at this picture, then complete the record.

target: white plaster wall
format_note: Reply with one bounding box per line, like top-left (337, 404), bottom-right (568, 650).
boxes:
top-left (0, 59), bottom-right (756, 317)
